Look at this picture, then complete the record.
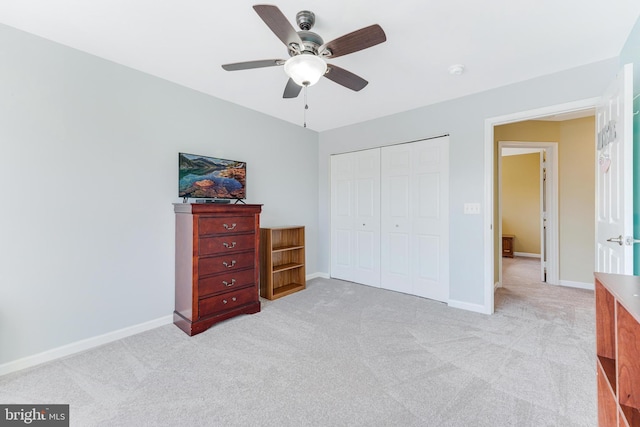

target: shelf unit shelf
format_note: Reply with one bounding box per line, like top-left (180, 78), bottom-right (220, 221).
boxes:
top-left (595, 272), bottom-right (640, 427)
top-left (273, 245), bottom-right (305, 252)
top-left (273, 262), bottom-right (305, 273)
top-left (260, 226), bottom-right (306, 300)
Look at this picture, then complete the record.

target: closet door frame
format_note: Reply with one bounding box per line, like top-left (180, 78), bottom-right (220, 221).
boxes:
top-left (330, 136), bottom-right (449, 303)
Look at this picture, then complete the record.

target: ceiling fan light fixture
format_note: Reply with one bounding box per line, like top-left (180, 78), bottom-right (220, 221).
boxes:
top-left (284, 54), bottom-right (327, 87)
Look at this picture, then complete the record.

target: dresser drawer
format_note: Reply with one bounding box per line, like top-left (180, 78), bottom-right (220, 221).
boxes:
top-left (198, 252), bottom-right (255, 276)
top-left (199, 233), bottom-right (255, 256)
top-left (198, 286), bottom-right (257, 318)
top-left (199, 269), bottom-right (255, 297)
top-left (199, 216), bottom-right (255, 235)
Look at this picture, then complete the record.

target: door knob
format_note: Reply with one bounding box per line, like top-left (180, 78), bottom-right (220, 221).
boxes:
top-left (607, 235), bottom-right (624, 246)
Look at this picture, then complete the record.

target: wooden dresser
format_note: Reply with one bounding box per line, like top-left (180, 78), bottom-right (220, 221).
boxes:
top-left (595, 272), bottom-right (640, 426)
top-left (173, 203), bottom-right (262, 336)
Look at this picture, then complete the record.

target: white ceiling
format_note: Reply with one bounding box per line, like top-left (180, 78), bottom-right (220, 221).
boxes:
top-left (1, 1), bottom-right (639, 131)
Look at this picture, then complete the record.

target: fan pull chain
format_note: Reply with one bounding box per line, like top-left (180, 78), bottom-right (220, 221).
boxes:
top-left (303, 85), bottom-right (309, 128)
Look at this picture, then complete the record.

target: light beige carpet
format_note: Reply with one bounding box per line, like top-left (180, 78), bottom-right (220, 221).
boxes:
top-left (0, 259), bottom-right (595, 426)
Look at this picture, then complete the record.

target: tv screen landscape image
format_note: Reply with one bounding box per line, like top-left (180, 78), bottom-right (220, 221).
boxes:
top-left (179, 153), bottom-right (246, 199)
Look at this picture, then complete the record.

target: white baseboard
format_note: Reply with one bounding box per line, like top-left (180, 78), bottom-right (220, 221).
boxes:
top-left (448, 299), bottom-right (491, 315)
top-left (0, 315), bottom-right (173, 377)
top-left (559, 280), bottom-right (594, 291)
top-left (307, 272), bottom-right (330, 280)
top-left (514, 252), bottom-right (541, 258)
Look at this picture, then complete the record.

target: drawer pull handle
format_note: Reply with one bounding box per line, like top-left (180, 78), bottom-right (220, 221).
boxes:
top-left (223, 241), bottom-right (237, 249)
top-left (223, 223), bottom-right (237, 230)
top-left (223, 299), bottom-right (228, 304)
top-left (223, 260), bottom-right (236, 268)
top-left (222, 279), bottom-right (236, 287)
top-left (232, 297), bottom-right (237, 302)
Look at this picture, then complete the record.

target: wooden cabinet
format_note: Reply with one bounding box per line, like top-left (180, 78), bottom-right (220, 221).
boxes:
top-left (260, 226), bottom-right (305, 300)
top-left (595, 272), bottom-right (640, 426)
top-left (173, 203), bottom-right (262, 336)
top-left (502, 234), bottom-right (515, 258)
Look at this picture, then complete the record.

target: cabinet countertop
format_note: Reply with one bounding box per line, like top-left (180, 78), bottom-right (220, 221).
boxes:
top-left (595, 272), bottom-right (640, 324)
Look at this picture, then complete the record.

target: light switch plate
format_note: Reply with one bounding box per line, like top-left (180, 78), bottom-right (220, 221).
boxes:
top-left (464, 203), bottom-right (481, 215)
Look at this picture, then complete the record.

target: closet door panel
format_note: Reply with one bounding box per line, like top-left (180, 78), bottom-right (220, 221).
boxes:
top-left (381, 144), bottom-right (413, 293)
top-left (388, 233), bottom-right (410, 276)
top-left (334, 229), bottom-right (352, 274)
top-left (354, 149), bottom-right (381, 286)
top-left (331, 153), bottom-right (356, 282)
top-left (411, 138), bottom-right (449, 302)
top-left (417, 173), bottom-right (440, 219)
top-left (331, 149), bottom-right (380, 287)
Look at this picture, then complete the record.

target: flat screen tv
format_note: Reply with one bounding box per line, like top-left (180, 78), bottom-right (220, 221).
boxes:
top-left (179, 152), bottom-right (246, 200)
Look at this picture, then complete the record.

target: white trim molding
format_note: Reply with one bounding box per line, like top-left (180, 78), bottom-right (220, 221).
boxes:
top-left (448, 299), bottom-right (491, 315)
top-left (307, 272), bottom-right (330, 280)
top-left (559, 280), bottom-right (594, 291)
top-left (514, 252), bottom-right (542, 258)
top-left (0, 315), bottom-right (173, 377)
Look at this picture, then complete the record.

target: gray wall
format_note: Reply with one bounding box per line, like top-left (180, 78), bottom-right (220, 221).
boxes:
top-left (0, 24), bottom-right (319, 365)
top-left (620, 16), bottom-right (640, 94)
top-left (319, 58), bottom-right (619, 307)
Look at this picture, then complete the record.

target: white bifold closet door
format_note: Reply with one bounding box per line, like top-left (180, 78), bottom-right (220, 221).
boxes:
top-left (330, 136), bottom-right (449, 303)
top-left (380, 137), bottom-right (449, 302)
top-left (330, 149), bottom-right (381, 286)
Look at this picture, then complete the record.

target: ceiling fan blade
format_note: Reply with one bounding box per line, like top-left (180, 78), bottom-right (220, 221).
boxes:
top-left (253, 4), bottom-right (303, 50)
top-left (221, 59), bottom-right (285, 71)
top-left (283, 78), bottom-right (302, 98)
top-left (324, 64), bottom-right (368, 91)
top-left (320, 24), bottom-right (386, 59)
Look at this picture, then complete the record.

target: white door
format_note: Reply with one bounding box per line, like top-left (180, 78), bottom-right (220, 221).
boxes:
top-left (381, 137), bottom-right (449, 302)
top-left (540, 152), bottom-right (547, 282)
top-left (330, 149), bottom-right (381, 285)
top-left (596, 63), bottom-right (634, 274)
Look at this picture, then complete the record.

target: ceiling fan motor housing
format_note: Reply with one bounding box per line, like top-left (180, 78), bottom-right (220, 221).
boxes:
top-left (289, 30), bottom-right (324, 56)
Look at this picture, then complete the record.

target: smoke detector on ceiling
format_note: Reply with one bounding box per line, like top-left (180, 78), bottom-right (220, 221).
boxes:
top-left (448, 64), bottom-right (465, 75)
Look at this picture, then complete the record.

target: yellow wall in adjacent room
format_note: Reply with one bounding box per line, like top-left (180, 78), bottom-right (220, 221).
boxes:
top-left (502, 153), bottom-right (540, 254)
top-left (558, 117), bottom-right (596, 284)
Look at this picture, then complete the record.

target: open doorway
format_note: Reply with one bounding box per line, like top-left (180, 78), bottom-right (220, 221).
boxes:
top-left (498, 142), bottom-right (558, 288)
top-left (482, 98), bottom-right (599, 314)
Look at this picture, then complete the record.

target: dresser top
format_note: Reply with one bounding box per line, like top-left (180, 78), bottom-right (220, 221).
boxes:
top-left (595, 272), bottom-right (640, 324)
top-left (173, 203), bottom-right (262, 214)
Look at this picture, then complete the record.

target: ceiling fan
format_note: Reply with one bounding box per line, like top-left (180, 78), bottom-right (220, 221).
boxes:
top-left (221, 4), bottom-right (387, 98)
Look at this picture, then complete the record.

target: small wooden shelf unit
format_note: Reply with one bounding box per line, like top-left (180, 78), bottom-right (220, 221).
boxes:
top-left (260, 226), bottom-right (306, 300)
top-left (595, 272), bottom-right (640, 426)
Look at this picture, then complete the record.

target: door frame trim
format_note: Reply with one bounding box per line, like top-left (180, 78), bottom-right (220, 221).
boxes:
top-left (497, 141), bottom-right (559, 288)
top-left (483, 97), bottom-right (599, 314)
